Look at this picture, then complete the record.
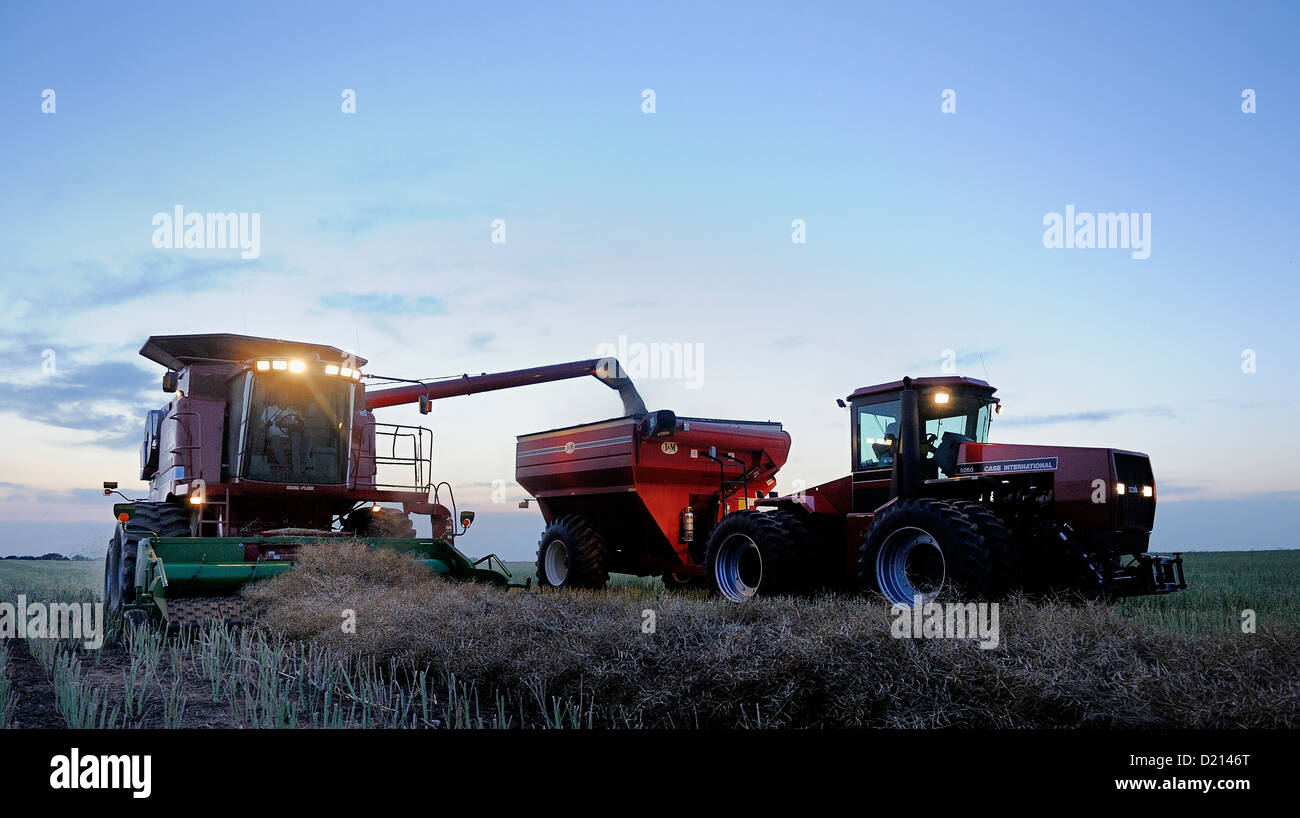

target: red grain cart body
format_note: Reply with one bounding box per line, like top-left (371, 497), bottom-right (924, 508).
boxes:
top-left (516, 413), bottom-right (791, 580)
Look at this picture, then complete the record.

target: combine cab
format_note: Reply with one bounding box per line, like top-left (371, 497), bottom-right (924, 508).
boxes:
top-left (105, 334), bottom-right (647, 627)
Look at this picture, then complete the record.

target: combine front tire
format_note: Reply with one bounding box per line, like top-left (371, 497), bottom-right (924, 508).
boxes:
top-left (859, 498), bottom-right (990, 606)
top-left (705, 509), bottom-right (809, 602)
top-left (108, 501), bottom-right (191, 616)
top-left (536, 515), bottom-right (610, 589)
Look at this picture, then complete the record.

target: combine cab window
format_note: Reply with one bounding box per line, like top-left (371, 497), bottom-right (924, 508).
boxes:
top-left (243, 376), bottom-right (352, 484)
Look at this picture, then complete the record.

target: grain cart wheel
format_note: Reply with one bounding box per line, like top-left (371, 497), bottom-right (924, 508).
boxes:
top-left (948, 500), bottom-right (1023, 598)
top-left (535, 515), bottom-right (609, 589)
top-left (859, 498), bottom-right (990, 606)
top-left (705, 510), bottom-right (806, 602)
top-left (114, 502), bottom-right (192, 612)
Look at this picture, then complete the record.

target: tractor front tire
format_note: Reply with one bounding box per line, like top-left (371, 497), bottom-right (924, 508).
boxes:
top-left (705, 509), bottom-right (809, 602)
top-left (535, 515), bottom-right (609, 589)
top-left (859, 498), bottom-right (990, 606)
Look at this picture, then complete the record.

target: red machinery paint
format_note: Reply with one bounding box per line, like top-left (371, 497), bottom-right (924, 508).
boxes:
top-left (516, 414), bottom-right (790, 577)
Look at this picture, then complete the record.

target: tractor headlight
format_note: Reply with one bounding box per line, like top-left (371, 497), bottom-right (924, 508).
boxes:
top-left (340, 367), bottom-right (353, 378)
top-left (271, 360), bottom-right (288, 371)
top-left (351, 369), bottom-right (362, 380)
top-left (289, 360), bottom-right (306, 373)
top-left (1115, 482), bottom-right (1126, 495)
top-left (1142, 485), bottom-right (1154, 498)
top-left (255, 360), bottom-right (271, 371)
top-left (933, 392), bottom-right (950, 404)
top-left (325, 364), bottom-right (340, 376)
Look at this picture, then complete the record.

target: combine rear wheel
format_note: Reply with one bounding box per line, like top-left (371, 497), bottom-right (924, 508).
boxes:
top-left (859, 498), bottom-right (990, 606)
top-left (536, 515), bottom-right (609, 589)
top-left (705, 509), bottom-right (809, 602)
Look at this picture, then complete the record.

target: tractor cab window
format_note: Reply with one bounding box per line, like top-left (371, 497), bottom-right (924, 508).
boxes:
top-left (922, 395), bottom-right (994, 477)
top-left (856, 400), bottom-right (900, 469)
top-left (243, 375), bottom-right (352, 484)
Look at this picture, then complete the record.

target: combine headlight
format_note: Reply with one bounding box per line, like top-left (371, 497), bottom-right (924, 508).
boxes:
top-left (324, 364), bottom-right (340, 376)
top-left (289, 360), bottom-right (306, 373)
top-left (255, 360), bottom-right (271, 371)
top-left (1142, 485), bottom-right (1154, 497)
top-left (1115, 482), bottom-right (1126, 495)
top-left (271, 360), bottom-right (288, 371)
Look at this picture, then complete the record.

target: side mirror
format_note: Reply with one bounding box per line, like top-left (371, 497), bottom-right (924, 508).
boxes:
top-left (162, 371), bottom-right (179, 393)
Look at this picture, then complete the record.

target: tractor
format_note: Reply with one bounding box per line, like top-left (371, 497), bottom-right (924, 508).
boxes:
top-left (704, 376), bottom-right (1186, 604)
top-left (104, 333), bottom-right (648, 627)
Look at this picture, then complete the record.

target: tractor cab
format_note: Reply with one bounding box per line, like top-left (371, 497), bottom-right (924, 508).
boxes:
top-left (847, 376), bottom-right (999, 512)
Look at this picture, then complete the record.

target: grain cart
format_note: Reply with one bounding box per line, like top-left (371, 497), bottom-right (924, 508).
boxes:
top-left (704, 376), bottom-right (1186, 604)
top-left (516, 413), bottom-right (791, 589)
top-left (104, 333), bottom-right (648, 627)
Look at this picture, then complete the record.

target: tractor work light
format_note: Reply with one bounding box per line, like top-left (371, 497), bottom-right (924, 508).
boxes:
top-left (350, 369), bottom-right (362, 380)
top-left (1142, 485), bottom-right (1154, 497)
top-left (325, 364), bottom-right (340, 375)
top-left (256, 360), bottom-right (271, 371)
top-left (289, 360), bottom-right (306, 373)
top-left (933, 392), bottom-right (950, 404)
top-left (1115, 482), bottom-right (1126, 495)
top-left (272, 360), bottom-right (288, 371)
top-left (189, 493), bottom-right (203, 505)
top-left (340, 366), bottom-right (353, 378)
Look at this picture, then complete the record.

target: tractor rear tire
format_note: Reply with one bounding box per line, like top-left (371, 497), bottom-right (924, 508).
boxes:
top-left (705, 509), bottom-right (809, 602)
top-left (859, 498), bottom-right (990, 606)
top-left (948, 500), bottom-right (1022, 598)
top-left (110, 502), bottom-right (192, 615)
top-left (535, 515), bottom-right (609, 589)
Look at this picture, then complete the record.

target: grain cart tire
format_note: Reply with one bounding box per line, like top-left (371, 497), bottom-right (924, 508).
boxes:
top-left (705, 510), bottom-right (806, 602)
top-left (858, 498), bottom-right (990, 606)
top-left (114, 502), bottom-right (192, 611)
top-left (536, 515), bottom-right (610, 589)
top-left (948, 500), bottom-right (1022, 598)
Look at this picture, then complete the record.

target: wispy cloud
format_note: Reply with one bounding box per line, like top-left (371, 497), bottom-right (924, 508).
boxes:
top-left (319, 293), bottom-right (446, 315)
top-left (0, 356), bottom-right (157, 448)
top-left (998, 406), bottom-right (1176, 428)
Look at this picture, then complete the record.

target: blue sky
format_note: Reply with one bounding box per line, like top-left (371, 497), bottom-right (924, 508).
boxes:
top-left (0, 1), bottom-right (1297, 558)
